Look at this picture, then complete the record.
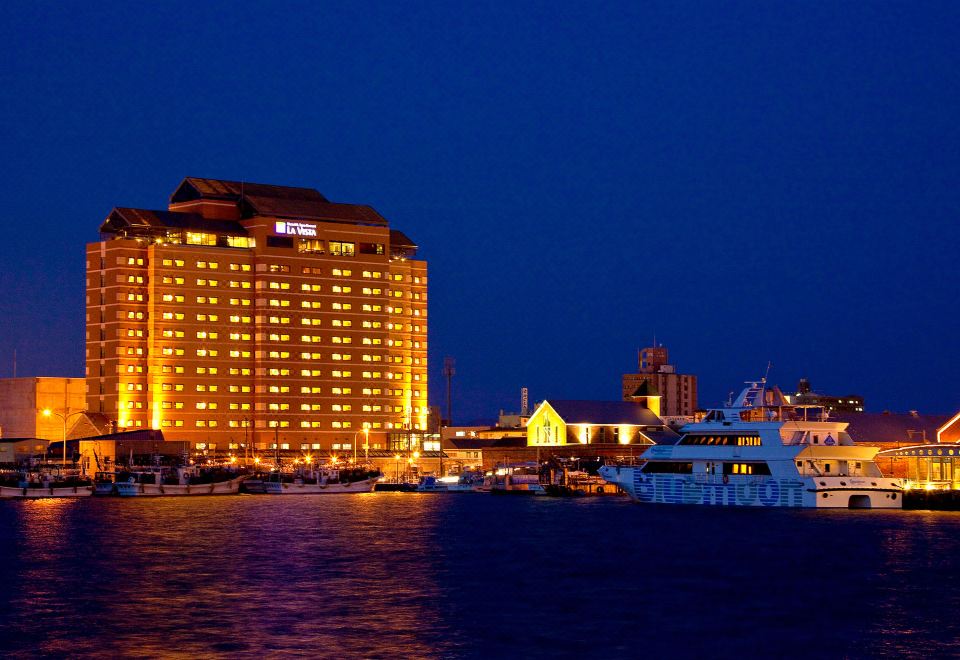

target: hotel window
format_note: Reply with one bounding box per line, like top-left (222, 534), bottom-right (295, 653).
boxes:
top-left (196, 331), bottom-right (219, 339)
top-left (230, 263), bottom-right (252, 272)
top-left (268, 351), bottom-right (290, 359)
top-left (301, 318), bottom-right (321, 326)
top-left (270, 333), bottom-right (291, 341)
top-left (302, 266), bottom-right (322, 275)
top-left (197, 261), bottom-right (219, 269)
top-left (161, 312), bottom-right (184, 320)
top-left (359, 242), bottom-right (384, 255)
top-left (331, 336), bottom-right (352, 344)
top-left (301, 283), bottom-right (322, 292)
top-left (268, 368), bottom-right (290, 376)
top-left (361, 304), bottom-right (382, 312)
top-left (362, 288), bottom-right (382, 295)
top-left (332, 370), bottom-right (352, 378)
top-left (301, 369), bottom-right (322, 377)
top-left (268, 403), bottom-right (290, 411)
top-left (332, 285), bottom-right (352, 294)
top-left (393, 274), bottom-right (403, 281)
top-left (230, 315), bottom-right (252, 323)
top-left (227, 236), bottom-right (255, 248)
top-left (126, 257), bottom-right (146, 266)
top-left (269, 299), bottom-right (291, 307)
top-left (269, 385), bottom-right (291, 393)
top-left (362, 270), bottom-right (383, 279)
top-left (161, 294), bottom-right (183, 303)
top-left (268, 315), bottom-right (291, 324)
top-left (230, 367), bottom-right (253, 375)
top-left (230, 350), bottom-right (252, 358)
top-left (186, 232), bottom-right (217, 246)
top-left (126, 275), bottom-right (145, 284)
top-left (332, 268), bottom-right (352, 277)
top-left (268, 282), bottom-right (291, 290)
top-left (301, 386), bottom-right (323, 394)
top-left (362, 321), bottom-right (383, 329)
top-left (329, 241), bottom-right (355, 257)
top-left (332, 303), bottom-right (351, 311)
top-left (196, 348), bottom-right (219, 357)
top-left (228, 385), bottom-right (252, 393)
top-left (301, 301), bottom-right (322, 309)
top-left (298, 239), bottom-right (325, 254)
top-left (302, 352), bottom-right (323, 360)
top-left (196, 366), bottom-right (219, 375)
top-left (331, 404), bottom-right (352, 412)
top-left (331, 387), bottom-right (352, 395)
top-left (301, 335), bottom-right (323, 343)
top-left (362, 371), bottom-right (381, 379)
top-left (268, 264), bottom-right (290, 273)
top-left (362, 337), bottom-right (382, 345)
top-left (332, 421), bottom-right (353, 429)
top-left (362, 388), bottom-right (382, 395)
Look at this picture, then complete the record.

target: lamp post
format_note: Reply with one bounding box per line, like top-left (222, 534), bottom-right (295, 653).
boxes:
top-left (41, 408), bottom-right (86, 467)
top-left (394, 453), bottom-right (401, 484)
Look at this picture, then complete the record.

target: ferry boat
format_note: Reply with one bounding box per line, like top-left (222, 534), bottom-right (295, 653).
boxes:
top-left (598, 381), bottom-right (903, 509)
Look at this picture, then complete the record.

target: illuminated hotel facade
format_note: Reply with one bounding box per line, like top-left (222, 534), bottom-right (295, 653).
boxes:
top-left (86, 178), bottom-right (427, 453)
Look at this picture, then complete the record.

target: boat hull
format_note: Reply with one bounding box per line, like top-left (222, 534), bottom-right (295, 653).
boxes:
top-left (262, 477), bottom-right (378, 494)
top-left (115, 476), bottom-right (246, 497)
top-left (0, 485), bottom-right (94, 499)
top-left (598, 466), bottom-right (902, 509)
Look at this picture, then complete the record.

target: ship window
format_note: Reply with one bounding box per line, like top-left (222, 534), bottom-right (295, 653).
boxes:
top-left (722, 462), bottom-right (771, 476)
top-left (641, 462), bottom-right (693, 474)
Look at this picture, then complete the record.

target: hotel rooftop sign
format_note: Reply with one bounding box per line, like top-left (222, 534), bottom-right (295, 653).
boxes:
top-left (275, 221), bottom-right (317, 237)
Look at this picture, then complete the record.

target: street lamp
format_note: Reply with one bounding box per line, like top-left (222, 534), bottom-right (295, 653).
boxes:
top-left (41, 408), bottom-right (86, 467)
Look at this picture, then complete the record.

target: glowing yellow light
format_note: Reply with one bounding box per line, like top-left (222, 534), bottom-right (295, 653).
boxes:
top-left (305, 455), bottom-right (312, 463)
top-left (394, 454), bottom-right (401, 461)
top-left (230, 456), bottom-right (237, 464)
top-left (925, 483), bottom-right (936, 491)
top-left (42, 409), bottom-right (52, 417)
top-left (254, 457), bottom-right (261, 464)
top-left (412, 451), bottom-right (420, 460)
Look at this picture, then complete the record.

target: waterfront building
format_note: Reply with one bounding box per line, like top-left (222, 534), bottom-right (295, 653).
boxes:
top-left (526, 398), bottom-right (678, 447)
top-left (86, 177), bottom-right (428, 452)
top-left (0, 377), bottom-right (85, 441)
top-left (783, 378), bottom-right (864, 413)
top-left (621, 345), bottom-right (698, 416)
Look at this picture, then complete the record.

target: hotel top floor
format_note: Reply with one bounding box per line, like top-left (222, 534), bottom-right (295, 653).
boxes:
top-left (100, 177), bottom-right (418, 259)
top-left (87, 177), bottom-right (427, 450)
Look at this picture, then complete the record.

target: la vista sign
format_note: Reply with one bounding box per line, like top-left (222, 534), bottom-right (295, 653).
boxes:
top-left (275, 221), bottom-right (317, 237)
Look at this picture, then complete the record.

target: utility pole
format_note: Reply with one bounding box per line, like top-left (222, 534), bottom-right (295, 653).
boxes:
top-left (443, 356), bottom-right (455, 426)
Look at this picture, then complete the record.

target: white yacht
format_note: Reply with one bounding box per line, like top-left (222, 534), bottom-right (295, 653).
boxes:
top-left (598, 381), bottom-right (903, 509)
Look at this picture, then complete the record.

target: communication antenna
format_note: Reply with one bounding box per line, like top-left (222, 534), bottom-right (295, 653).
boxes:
top-left (443, 357), bottom-right (455, 426)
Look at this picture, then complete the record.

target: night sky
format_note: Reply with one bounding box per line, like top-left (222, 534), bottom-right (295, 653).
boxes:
top-left (1, 2), bottom-right (958, 422)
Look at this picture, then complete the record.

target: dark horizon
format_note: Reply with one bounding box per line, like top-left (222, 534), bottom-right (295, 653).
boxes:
top-left (1, 2), bottom-right (958, 422)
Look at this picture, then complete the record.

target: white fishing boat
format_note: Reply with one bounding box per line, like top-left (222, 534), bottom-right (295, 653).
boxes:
top-left (446, 471), bottom-right (485, 493)
top-left (598, 380), bottom-right (903, 509)
top-left (260, 468), bottom-right (379, 494)
top-left (115, 466), bottom-right (246, 496)
top-left (0, 471), bottom-right (94, 499)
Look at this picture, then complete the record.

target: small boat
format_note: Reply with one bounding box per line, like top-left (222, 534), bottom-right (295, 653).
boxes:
top-left (115, 466), bottom-right (246, 496)
top-left (446, 471), bottom-right (485, 493)
top-left (93, 471), bottom-right (119, 496)
top-left (0, 471), bottom-right (94, 499)
top-left (416, 475), bottom-right (449, 492)
top-left (490, 472), bottom-right (547, 496)
top-left (260, 468), bottom-right (380, 494)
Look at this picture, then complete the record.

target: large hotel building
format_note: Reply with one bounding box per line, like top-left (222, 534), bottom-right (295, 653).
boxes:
top-left (85, 178), bottom-right (427, 453)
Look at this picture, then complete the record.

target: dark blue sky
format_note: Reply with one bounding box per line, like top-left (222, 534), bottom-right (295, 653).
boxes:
top-left (1, 1), bottom-right (958, 422)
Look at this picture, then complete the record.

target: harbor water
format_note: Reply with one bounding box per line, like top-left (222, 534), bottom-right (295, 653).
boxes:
top-left (1, 495), bottom-right (959, 658)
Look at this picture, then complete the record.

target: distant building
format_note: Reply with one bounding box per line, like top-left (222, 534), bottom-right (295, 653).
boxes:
top-left (0, 377), bottom-right (86, 441)
top-left (621, 345), bottom-right (697, 416)
top-left (783, 378), bottom-right (864, 413)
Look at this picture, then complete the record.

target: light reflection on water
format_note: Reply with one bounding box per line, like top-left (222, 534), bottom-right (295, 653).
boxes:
top-left (2, 496), bottom-right (960, 658)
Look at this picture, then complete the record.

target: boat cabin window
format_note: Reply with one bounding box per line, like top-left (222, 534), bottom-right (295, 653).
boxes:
top-left (704, 411), bottom-right (726, 422)
top-left (641, 462), bottom-right (694, 474)
top-left (679, 434), bottom-right (761, 446)
top-left (722, 462), bottom-right (771, 476)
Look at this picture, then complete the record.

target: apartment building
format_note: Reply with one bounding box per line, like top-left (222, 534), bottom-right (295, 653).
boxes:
top-left (86, 177), bottom-right (427, 453)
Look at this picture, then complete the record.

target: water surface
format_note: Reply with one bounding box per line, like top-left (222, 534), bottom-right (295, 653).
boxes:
top-left (1, 495), bottom-right (958, 658)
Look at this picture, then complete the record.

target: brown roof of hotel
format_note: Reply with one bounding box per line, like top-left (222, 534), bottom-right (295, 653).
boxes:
top-left (102, 208), bottom-right (248, 235)
top-left (173, 177), bottom-right (329, 203)
top-left (169, 177), bottom-right (389, 226)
